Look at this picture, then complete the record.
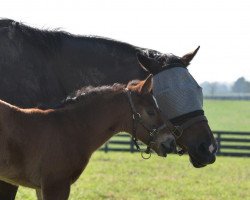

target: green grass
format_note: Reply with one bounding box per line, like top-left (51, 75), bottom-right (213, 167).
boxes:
top-left (204, 100), bottom-right (250, 132)
top-left (16, 152), bottom-right (250, 200)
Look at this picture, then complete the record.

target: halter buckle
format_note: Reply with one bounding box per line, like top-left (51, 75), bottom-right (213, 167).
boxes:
top-left (176, 146), bottom-right (185, 156)
top-left (133, 112), bottom-right (142, 123)
top-left (149, 129), bottom-right (158, 137)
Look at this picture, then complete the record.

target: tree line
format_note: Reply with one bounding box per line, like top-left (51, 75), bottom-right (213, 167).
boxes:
top-left (201, 77), bottom-right (250, 96)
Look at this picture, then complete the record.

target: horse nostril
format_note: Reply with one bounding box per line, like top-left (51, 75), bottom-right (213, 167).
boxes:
top-left (161, 138), bottom-right (176, 153)
top-left (213, 142), bottom-right (219, 154)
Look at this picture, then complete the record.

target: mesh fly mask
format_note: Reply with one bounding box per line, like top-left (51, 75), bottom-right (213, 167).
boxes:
top-left (153, 67), bottom-right (203, 119)
top-left (153, 67), bottom-right (207, 155)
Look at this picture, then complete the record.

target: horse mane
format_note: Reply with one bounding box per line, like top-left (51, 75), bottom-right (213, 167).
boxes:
top-left (0, 18), bottom-right (183, 65)
top-left (0, 18), bottom-right (139, 55)
top-left (55, 83), bottom-right (126, 109)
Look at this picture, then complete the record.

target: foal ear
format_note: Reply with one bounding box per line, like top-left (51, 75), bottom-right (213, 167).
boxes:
top-left (136, 53), bottom-right (160, 74)
top-left (140, 74), bottom-right (153, 94)
top-left (181, 46), bottom-right (200, 66)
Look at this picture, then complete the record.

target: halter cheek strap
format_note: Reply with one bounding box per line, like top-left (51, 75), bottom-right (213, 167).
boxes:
top-left (125, 89), bottom-right (165, 159)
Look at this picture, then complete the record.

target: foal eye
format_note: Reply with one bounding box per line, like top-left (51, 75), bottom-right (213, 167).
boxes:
top-left (146, 110), bottom-right (155, 116)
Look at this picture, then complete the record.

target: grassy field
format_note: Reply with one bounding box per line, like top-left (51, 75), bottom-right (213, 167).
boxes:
top-left (204, 100), bottom-right (250, 132)
top-left (16, 152), bottom-right (250, 200)
top-left (15, 100), bottom-right (250, 199)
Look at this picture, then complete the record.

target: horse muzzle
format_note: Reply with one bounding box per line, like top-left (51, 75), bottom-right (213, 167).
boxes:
top-left (188, 143), bottom-right (217, 168)
top-left (189, 154), bottom-right (216, 168)
top-left (158, 137), bottom-right (176, 157)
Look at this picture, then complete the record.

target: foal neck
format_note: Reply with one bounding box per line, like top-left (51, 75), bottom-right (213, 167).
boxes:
top-left (61, 86), bottom-right (133, 125)
top-left (59, 88), bottom-right (134, 151)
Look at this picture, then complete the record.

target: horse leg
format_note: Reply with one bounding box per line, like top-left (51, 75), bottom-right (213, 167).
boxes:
top-left (0, 181), bottom-right (18, 200)
top-left (41, 181), bottom-right (70, 200)
top-left (36, 189), bottom-right (42, 200)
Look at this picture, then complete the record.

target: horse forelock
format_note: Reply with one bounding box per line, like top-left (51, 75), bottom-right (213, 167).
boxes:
top-left (143, 49), bottom-right (185, 68)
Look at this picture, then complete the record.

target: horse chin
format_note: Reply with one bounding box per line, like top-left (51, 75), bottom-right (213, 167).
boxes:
top-left (156, 150), bottom-right (168, 157)
top-left (189, 154), bottom-right (207, 168)
top-left (156, 146), bottom-right (168, 157)
top-left (157, 142), bottom-right (176, 157)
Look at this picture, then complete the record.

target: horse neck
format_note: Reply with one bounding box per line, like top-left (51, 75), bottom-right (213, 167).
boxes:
top-left (60, 90), bottom-right (133, 152)
top-left (58, 37), bottom-right (147, 84)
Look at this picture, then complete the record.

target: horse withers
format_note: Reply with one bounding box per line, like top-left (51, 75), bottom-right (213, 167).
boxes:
top-left (0, 75), bottom-right (174, 200)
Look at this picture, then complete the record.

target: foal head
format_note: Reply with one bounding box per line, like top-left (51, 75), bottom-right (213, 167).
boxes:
top-left (126, 75), bottom-right (175, 157)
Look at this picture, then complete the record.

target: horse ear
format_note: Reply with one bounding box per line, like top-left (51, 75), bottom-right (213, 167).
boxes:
top-left (136, 53), bottom-right (160, 74)
top-left (181, 46), bottom-right (200, 66)
top-left (140, 74), bottom-right (153, 94)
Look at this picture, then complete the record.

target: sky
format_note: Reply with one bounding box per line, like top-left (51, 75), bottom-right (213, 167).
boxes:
top-left (1, 0), bottom-right (250, 83)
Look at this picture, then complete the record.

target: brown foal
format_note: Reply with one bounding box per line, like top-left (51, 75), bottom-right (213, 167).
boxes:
top-left (0, 75), bottom-right (173, 200)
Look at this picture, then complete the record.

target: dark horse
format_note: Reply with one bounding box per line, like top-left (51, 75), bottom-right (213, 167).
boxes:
top-left (0, 19), bottom-right (217, 199)
top-left (0, 76), bottom-right (175, 200)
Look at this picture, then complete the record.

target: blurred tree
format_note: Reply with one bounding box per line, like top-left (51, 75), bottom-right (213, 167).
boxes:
top-left (232, 77), bottom-right (250, 93)
top-left (210, 82), bottom-right (218, 96)
top-left (201, 81), bottom-right (230, 95)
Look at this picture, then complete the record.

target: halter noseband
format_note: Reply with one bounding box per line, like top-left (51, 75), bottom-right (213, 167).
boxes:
top-left (163, 114), bottom-right (208, 155)
top-left (126, 89), bottom-right (165, 159)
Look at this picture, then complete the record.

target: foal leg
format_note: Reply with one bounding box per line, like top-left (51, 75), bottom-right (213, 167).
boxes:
top-left (36, 189), bottom-right (42, 200)
top-left (41, 181), bottom-right (70, 200)
top-left (0, 181), bottom-right (18, 200)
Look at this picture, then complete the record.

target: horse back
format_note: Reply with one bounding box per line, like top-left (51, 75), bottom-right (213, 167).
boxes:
top-left (0, 19), bottom-right (147, 108)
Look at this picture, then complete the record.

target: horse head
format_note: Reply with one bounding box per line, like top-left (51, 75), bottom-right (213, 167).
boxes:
top-left (137, 47), bottom-right (217, 167)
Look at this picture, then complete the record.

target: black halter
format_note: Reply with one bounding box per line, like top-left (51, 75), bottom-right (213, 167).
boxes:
top-left (126, 89), bottom-right (165, 159)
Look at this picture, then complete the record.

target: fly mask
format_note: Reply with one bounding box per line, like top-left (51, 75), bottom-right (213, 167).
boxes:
top-left (152, 66), bottom-right (207, 155)
top-left (153, 67), bottom-right (203, 120)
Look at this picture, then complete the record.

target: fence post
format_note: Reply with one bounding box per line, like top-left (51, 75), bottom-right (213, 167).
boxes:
top-left (130, 138), bottom-right (135, 153)
top-left (216, 132), bottom-right (221, 155)
top-left (104, 142), bottom-right (108, 153)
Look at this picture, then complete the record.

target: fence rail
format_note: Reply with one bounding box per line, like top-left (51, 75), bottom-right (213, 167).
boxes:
top-left (100, 131), bottom-right (250, 157)
top-left (204, 95), bottom-right (250, 100)
top-left (213, 131), bottom-right (250, 157)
